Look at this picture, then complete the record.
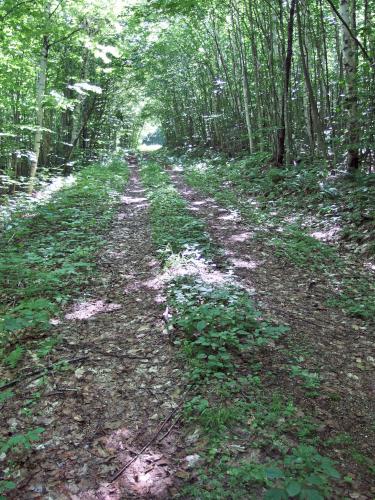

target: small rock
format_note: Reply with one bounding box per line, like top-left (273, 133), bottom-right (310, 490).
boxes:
top-left (186, 429), bottom-right (200, 445)
top-left (175, 470), bottom-right (190, 479)
top-left (185, 454), bottom-right (201, 468)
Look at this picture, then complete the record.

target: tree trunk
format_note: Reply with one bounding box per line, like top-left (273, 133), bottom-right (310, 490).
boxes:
top-left (340, 0), bottom-right (359, 172)
top-left (232, 1), bottom-right (254, 153)
top-left (297, 3), bottom-right (327, 159)
top-left (275, 0), bottom-right (297, 166)
top-left (28, 35), bottom-right (49, 193)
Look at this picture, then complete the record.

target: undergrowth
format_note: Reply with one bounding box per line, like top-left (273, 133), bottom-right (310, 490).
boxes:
top-left (140, 156), bottom-right (344, 500)
top-left (140, 159), bottom-right (213, 260)
top-left (165, 151), bottom-right (375, 320)
top-left (0, 156), bottom-right (129, 497)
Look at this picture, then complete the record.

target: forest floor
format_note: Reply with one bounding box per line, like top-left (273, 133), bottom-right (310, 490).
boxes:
top-left (1, 154), bottom-right (374, 499)
top-left (1, 159), bottom-right (187, 498)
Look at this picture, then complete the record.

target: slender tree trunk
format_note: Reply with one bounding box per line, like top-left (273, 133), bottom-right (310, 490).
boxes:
top-left (297, 4), bottom-right (327, 158)
top-left (231, 1), bottom-right (254, 153)
top-left (275, 0), bottom-right (297, 166)
top-left (340, 0), bottom-right (359, 172)
top-left (28, 35), bottom-right (49, 193)
top-left (63, 95), bottom-right (97, 174)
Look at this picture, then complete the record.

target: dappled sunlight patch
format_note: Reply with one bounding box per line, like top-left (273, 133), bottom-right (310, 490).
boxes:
top-left (218, 210), bottom-right (241, 222)
top-left (106, 250), bottom-right (126, 259)
top-left (229, 232), bottom-right (253, 243)
top-left (310, 226), bottom-right (341, 242)
top-left (161, 247), bottom-right (233, 286)
top-left (34, 175), bottom-right (77, 202)
top-left (76, 427), bottom-right (174, 499)
top-left (171, 165), bottom-right (184, 172)
top-left (65, 300), bottom-right (121, 320)
top-left (138, 144), bottom-right (163, 152)
top-left (155, 294), bottom-right (167, 304)
top-left (121, 195), bottom-right (148, 205)
top-left (364, 261), bottom-right (375, 271)
top-left (191, 161), bottom-right (208, 172)
top-left (0, 175), bottom-right (77, 221)
top-left (128, 188), bottom-right (146, 194)
top-left (229, 257), bottom-right (259, 270)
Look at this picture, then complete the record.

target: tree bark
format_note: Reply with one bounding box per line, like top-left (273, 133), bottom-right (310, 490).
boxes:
top-left (297, 3), bottom-right (327, 159)
top-left (28, 35), bottom-right (49, 193)
top-left (275, 0), bottom-right (297, 166)
top-left (340, 0), bottom-right (360, 172)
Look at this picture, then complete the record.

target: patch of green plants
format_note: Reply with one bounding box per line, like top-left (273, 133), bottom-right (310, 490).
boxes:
top-left (0, 157), bottom-right (129, 350)
top-left (180, 388), bottom-right (341, 499)
top-left (170, 152), bottom-right (374, 321)
top-left (270, 227), bottom-right (337, 270)
top-left (327, 276), bottom-right (375, 319)
top-left (140, 160), bottom-right (213, 258)
top-left (169, 278), bottom-right (288, 381)
top-left (0, 427), bottom-right (45, 497)
top-left (227, 444), bottom-right (341, 500)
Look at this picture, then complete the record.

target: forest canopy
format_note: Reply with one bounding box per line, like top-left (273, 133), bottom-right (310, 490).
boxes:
top-left (0, 0), bottom-right (374, 192)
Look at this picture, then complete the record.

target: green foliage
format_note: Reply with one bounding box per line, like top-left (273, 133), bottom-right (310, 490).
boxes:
top-left (180, 153), bottom-right (375, 320)
top-left (3, 346), bottom-right (24, 369)
top-left (0, 427), bottom-right (45, 454)
top-left (0, 158), bottom-right (129, 346)
top-left (141, 160), bottom-right (212, 257)
top-left (0, 158), bottom-right (129, 494)
top-left (36, 336), bottom-right (59, 358)
top-left (170, 279), bottom-right (287, 380)
top-left (0, 389), bottom-right (14, 404)
top-left (271, 228), bottom-right (337, 270)
top-left (227, 445), bottom-right (340, 499)
top-left (0, 427), bottom-right (44, 497)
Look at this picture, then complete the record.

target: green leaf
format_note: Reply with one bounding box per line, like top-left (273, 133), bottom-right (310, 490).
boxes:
top-left (196, 320), bottom-right (207, 331)
top-left (265, 467), bottom-right (285, 480)
top-left (0, 480), bottom-right (16, 494)
top-left (321, 463), bottom-right (341, 479)
top-left (0, 390), bottom-right (14, 404)
top-left (286, 481), bottom-right (301, 497)
top-left (264, 488), bottom-right (288, 500)
top-left (302, 489), bottom-right (324, 500)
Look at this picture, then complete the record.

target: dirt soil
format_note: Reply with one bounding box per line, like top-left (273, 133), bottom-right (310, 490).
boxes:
top-left (167, 166), bottom-right (375, 498)
top-left (1, 160), bottom-right (184, 499)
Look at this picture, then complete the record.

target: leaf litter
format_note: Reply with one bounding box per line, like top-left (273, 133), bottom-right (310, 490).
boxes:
top-left (1, 161), bottom-right (185, 499)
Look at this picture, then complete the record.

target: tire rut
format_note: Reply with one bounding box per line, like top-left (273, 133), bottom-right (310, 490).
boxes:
top-left (12, 160), bottom-right (183, 499)
top-left (167, 166), bottom-right (375, 490)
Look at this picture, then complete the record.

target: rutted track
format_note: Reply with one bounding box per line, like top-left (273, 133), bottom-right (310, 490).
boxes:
top-left (166, 163), bottom-right (375, 496)
top-left (7, 159), bottom-right (183, 499)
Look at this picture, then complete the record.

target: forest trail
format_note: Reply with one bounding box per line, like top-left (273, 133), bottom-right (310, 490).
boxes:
top-left (5, 159), bottom-right (183, 499)
top-left (2, 157), bottom-right (374, 499)
top-left (165, 164), bottom-right (375, 486)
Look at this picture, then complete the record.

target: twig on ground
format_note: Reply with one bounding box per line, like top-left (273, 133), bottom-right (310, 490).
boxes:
top-left (93, 349), bottom-right (149, 360)
top-left (109, 388), bottom-right (191, 483)
top-left (158, 413), bottom-right (182, 443)
top-left (0, 356), bottom-right (89, 391)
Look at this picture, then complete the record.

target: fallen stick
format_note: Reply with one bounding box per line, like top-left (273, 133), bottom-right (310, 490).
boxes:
top-left (158, 413), bottom-right (182, 443)
top-left (0, 356), bottom-right (89, 391)
top-left (109, 395), bottom-right (188, 483)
